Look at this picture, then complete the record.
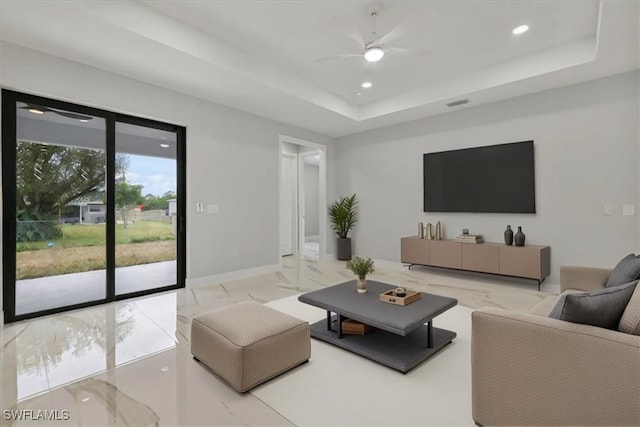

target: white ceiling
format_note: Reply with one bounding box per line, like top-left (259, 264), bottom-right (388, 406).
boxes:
top-left (1, 1), bottom-right (638, 137)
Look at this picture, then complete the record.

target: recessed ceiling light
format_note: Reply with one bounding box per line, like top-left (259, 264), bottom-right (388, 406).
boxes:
top-left (364, 46), bottom-right (384, 62)
top-left (28, 108), bottom-right (45, 115)
top-left (361, 82), bottom-right (372, 89)
top-left (356, 92), bottom-right (362, 96)
top-left (512, 25), bottom-right (529, 35)
top-left (160, 143), bottom-right (170, 148)
top-left (79, 119), bottom-right (90, 123)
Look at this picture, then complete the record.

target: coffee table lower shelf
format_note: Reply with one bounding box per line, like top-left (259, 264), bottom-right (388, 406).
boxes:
top-left (308, 318), bottom-right (456, 373)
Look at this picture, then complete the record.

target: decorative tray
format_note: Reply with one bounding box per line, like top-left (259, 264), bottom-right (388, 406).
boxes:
top-left (379, 289), bottom-right (421, 306)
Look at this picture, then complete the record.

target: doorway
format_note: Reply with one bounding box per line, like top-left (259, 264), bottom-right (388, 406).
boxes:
top-left (278, 136), bottom-right (327, 261)
top-left (1, 90), bottom-right (186, 323)
top-left (300, 152), bottom-right (320, 260)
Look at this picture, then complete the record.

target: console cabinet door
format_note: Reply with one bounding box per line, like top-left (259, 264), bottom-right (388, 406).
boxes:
top-left (500, 246), bottom-right (544, 279)
top-left (429, 240), bottom-right (462, 269)
top-left (401, 237), bottom-right (429, 265)
top-left (462, 244), bottom-right (500, 274)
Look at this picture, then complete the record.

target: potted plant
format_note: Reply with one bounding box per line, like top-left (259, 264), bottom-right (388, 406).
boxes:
top-left (329, 193), bottom-right (358, 260)
top-left (346, 256), bottom-right (375, 293)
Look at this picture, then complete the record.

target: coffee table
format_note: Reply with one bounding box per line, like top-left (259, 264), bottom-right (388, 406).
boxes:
top-left (298, 280), bottom-right (457, 373)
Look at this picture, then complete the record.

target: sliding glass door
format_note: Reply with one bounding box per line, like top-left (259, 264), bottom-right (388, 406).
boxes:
top-left (114, 121), bottom-right (179, 296)
top-left (12, 101), bottom-right (108, 316)
top-left (2, 90), bottom-right (186, 323)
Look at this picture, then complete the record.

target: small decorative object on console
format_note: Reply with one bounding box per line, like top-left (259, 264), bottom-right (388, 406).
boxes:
top-left (435, 221), bottom-right (442, 240)
top-left (426, 223), bottom-right (433, 240)
top-left (504, 225), bottom-right (514, 246)
top-left (514, 226), bottom-right (526, 246)
top-left (418, 222), bottom-right (424, 239)
top-left (462, 229), bottom-right (469, 235)
top-left (455, 234), bottom-right (484, 243)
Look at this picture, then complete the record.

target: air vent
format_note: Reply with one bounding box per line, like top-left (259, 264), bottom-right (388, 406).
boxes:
top-left (446, 99), bottom-right (469, 107)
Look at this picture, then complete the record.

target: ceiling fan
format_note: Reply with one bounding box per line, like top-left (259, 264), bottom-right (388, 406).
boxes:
top-left (316, 2), bottom-right (432, 64)
top-left (19, 104), bottom-right (94, 122)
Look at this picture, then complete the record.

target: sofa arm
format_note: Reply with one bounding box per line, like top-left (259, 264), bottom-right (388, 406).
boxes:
top-left (560, 265), bottom-right (611, 292)
top-left (471, 308), bottom-right (640, 426)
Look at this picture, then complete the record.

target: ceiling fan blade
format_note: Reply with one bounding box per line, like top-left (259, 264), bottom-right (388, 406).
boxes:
top-left (330, 15), bottom-right (365, 49)
top-left (370, 11), bottom-right (431, 46)
top-left (52, 110), bottom-right (94, 121)
top-left (19, 104), bottom-right (93, 121)
top-left (19, 104), bottom-right (52, 113)
top-left (313, 53), bottom-right (363, 63)
top-left (385, 46), bottom-right (433, 57)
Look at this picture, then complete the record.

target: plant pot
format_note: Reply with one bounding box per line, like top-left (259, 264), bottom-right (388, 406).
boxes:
top-left (337, 237), bottom-right (352, 261)
top-left (357, 276), bottom-right (367, 293)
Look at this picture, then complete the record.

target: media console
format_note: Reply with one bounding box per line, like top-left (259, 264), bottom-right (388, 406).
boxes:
top-left (401, 236), bottom-right (550, 290)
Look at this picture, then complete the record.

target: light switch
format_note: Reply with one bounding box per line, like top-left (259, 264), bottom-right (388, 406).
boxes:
top-left (622, 204), bottom-right (635, 216)
top-left (207, 204), bottom-right (219, 214)
top-left (195, 202), bottom-right (204, 213)
top-left (603, 204), bottom-right (613, 215)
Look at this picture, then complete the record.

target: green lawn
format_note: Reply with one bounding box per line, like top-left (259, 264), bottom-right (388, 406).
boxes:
top-left (17, 220), bottom-right (175, 252)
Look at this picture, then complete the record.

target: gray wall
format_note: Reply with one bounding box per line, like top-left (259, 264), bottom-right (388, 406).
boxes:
top-left (2, 42), bottom-right (639, 296)
top-left (335, 71), bottom-right (640, 284)
top-left (0, 42), bottom-right (337, 287)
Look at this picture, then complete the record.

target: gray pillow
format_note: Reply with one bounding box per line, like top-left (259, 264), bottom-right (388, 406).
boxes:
top-left (605, 254), bottom-right (640, 287)
top-left (549, 280), bottom-right (638, 329)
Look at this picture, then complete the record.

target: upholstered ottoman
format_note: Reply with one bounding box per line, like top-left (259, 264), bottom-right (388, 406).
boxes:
top-left (190, 301), bottom-right (310, 392)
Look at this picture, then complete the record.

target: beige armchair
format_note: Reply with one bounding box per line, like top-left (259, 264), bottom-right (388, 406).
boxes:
top-left (471, 266), bottom-right (640, 426)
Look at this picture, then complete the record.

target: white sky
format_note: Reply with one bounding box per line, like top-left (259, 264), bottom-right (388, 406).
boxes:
top-left (126, 154), bottom-right (176, 197)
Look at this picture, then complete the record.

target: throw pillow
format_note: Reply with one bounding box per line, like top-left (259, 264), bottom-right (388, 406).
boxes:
top-left (619, 280), bottom-right (640, 335)
top-left (549, 280), bottom-right (638, 329)
top-left (605, 254), bottom-right (640, 287)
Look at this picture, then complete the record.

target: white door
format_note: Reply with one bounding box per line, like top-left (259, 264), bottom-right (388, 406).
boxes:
top-left (280, 153), bottom-right (296, 256)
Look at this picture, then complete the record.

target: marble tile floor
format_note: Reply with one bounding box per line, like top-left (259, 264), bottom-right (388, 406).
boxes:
top-left (1, 256), bottom-right (557, 426)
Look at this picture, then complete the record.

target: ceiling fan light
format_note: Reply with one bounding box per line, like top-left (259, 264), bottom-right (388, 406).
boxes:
top-left (361, 81), bottom-right (372, 89)
top-left (364, 47), bottom-right (384, 62)
top-left (512, 25), bottom-right (529, 35)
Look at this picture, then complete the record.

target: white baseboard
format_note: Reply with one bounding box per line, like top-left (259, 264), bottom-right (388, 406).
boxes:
top-left (187, 263), bottom-right (281, 288)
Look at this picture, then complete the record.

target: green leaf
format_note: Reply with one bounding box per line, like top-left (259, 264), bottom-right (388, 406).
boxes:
top-left (329, 193), bottom-right (358, 238)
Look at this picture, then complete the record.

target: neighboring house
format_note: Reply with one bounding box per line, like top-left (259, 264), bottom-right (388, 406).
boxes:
top-left (168, 199), bottom-right (177, 235)
top-left (69, 202), bottom-right (106, 224)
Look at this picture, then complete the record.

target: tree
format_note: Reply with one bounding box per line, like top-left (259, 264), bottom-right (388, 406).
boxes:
top-left (16, 142), bottom-right (106, 218)
top-left (114, 182), bottom-right (143, 229)
top-left (142, 190), bottom-right (176, 211)
top-left (16, 143), bottom-right (131, 220)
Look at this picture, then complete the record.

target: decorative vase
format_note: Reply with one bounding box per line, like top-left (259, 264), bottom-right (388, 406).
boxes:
top-left (504, 225), bottom-right (514, 245)
top-left (514, 226), bottom-right (526, 246)
top-left (418, 222), bottom-right (424, 239)
top-left (357, 276), bottom-right (367, 293)
top-left (426, 223), bottom-right (433, 240)
top-left (337, 238), bottom-right (352, 260)
top-left (435, 221), bottom-right (442, 240)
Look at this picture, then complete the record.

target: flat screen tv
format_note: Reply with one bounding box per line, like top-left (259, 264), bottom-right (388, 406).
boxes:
top-left (423, 140), bottom-right (535, 213)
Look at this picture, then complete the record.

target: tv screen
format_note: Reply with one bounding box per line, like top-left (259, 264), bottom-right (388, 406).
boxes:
top-left (423, 141), bottom-right (535, 213)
